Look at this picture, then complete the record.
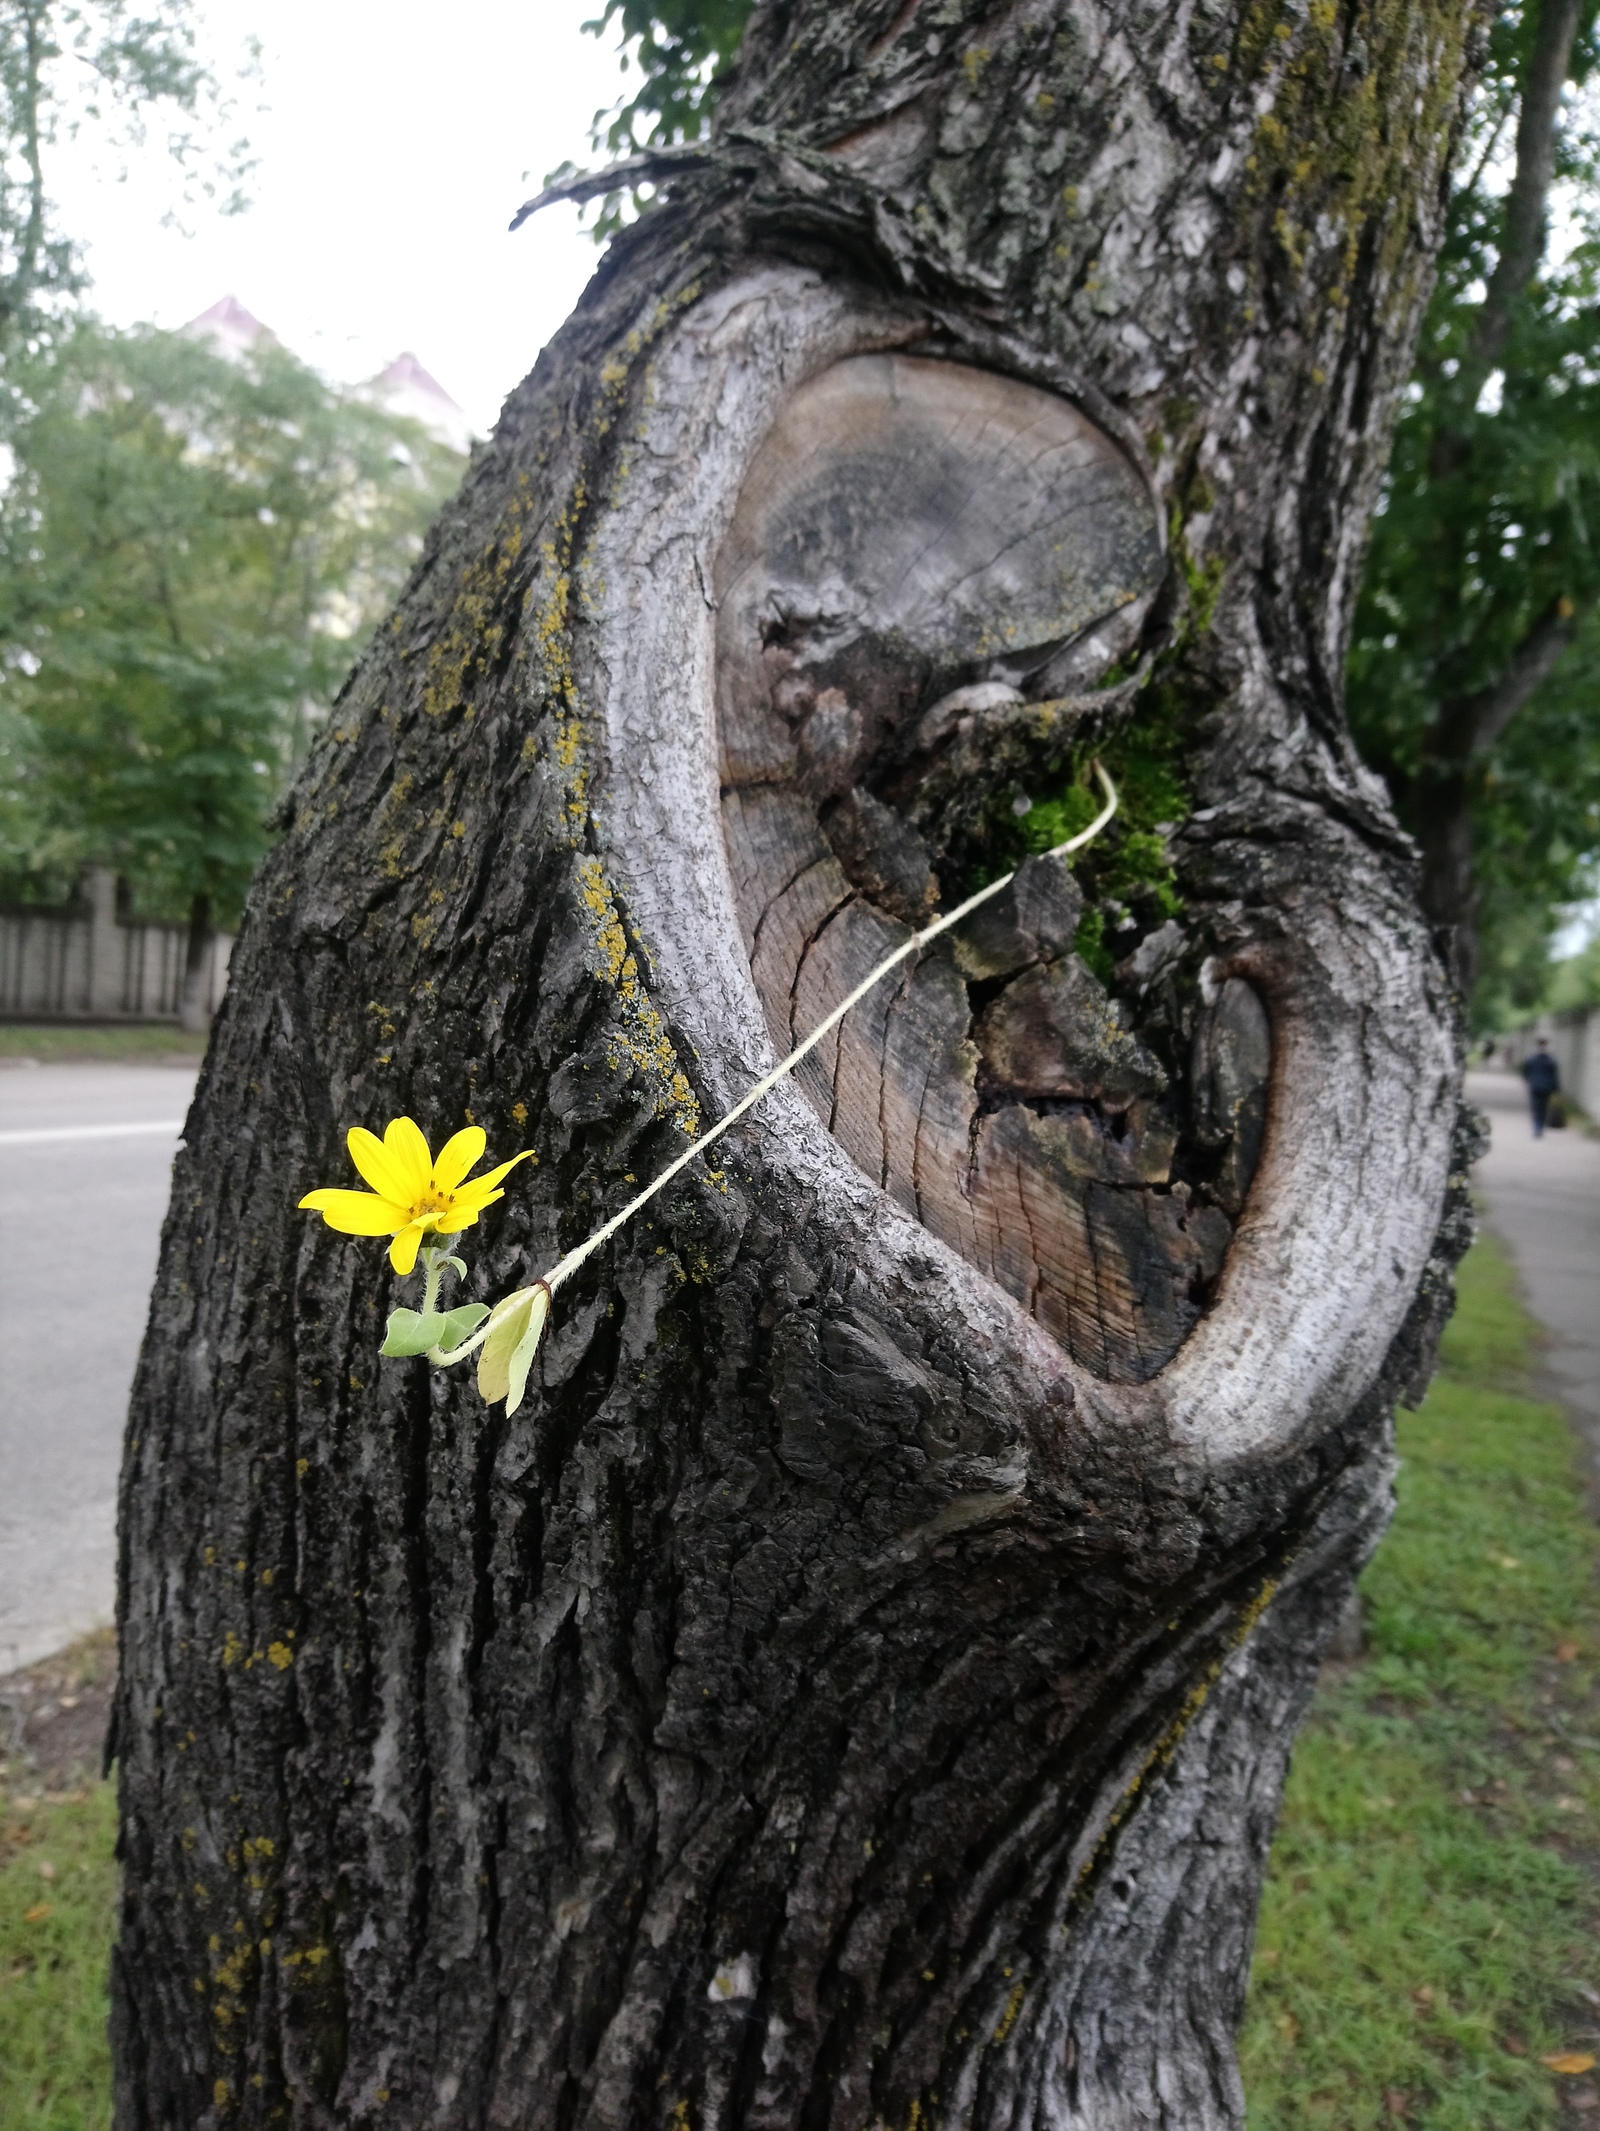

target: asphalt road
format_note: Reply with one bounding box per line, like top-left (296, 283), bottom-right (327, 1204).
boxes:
top-left (0, 1060), bottom-right (195, 1672)
top-left (1, 1058), bottom-right (1592, 1675)
top-left (1466, 1066), bottom-right (1600, 1504)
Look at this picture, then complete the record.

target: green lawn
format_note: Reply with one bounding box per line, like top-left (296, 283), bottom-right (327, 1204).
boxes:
top-left (1242, 1230), bottom-right (1600, 2126)
top-left (0, 1024), bottom-right (204, 1063)
top-left (0, 1783), bottom-right (117, 2130)
top-left (1, 1230), bottom-right (1595, 2127)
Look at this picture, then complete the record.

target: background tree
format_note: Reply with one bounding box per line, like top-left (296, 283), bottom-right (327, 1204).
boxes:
top-left (113, 1), bottom-right (1473, 2125)
top-left (566, 0), bottom-right (752, 237)
top-left (585, 0), bottom-right (750, 153)
top-left (0, 0), bottom-right (252, 376)
top-left (1349, 0), bottom-right (1600, 1018)
top-left (0, 321), bottom-right (461, 1013)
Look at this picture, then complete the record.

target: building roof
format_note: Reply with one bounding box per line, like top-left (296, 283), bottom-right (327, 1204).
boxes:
top-left (181, 294), bottom-right (277, 359)
top-left (179, 299), bottom-right (472, 454)
top-left (364, 352), bottom-right (473, 455)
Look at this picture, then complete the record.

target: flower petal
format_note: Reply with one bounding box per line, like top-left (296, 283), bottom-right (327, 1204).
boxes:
top-left (388, 1219), bottom-right (430, 1275)
top-left (346, 1126), bottom-right (417, 1205)
top-left (455, 1149), bottom-right (535, 1205)
top-left (381, 1116), bottom-right (435, 1203)
top-left (436, 1196), bottom-right (497, 1234)
top-left (432, 1126), bottom-right (487, 1194)
top-left (445, 1178), bottom-right (514, 1219)
top-left (299, 1188), bottom-right (407, 1237)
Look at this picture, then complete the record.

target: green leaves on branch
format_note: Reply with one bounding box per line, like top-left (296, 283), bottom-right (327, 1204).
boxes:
top-left (584, 0), bottom-right (752, 154)
top-left (0, 0), bottom-right (257, 367)
top-left (567, 0), bottom-right (753, 237)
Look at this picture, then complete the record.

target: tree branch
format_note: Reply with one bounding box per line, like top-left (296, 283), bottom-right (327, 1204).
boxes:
top-left (1425, 595), bottom-right (1582, 767)
top-left (1460, 0), bottom-right (1584, 404)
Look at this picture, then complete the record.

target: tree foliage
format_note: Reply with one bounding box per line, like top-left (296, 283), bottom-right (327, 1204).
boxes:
top-left (0, 323), bottom-right (461, 923)
top-left (1348, 0), bottom-right (1600, 1025)
top-left (0, 0), bottom-right (252, 370)
top-left (582, 0), bottom-right (750, 154)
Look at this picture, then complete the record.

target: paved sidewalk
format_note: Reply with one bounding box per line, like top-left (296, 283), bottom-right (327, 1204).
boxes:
top-left (0, 1061), bottom-right (195, 1671)
top-left (1467, 1067), bottom-right (1600, 1501)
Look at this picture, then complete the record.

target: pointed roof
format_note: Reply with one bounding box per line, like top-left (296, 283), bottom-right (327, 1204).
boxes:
top-left (181, 295), bottom-right (278, 360)
top-left (178, 299), bottom-right (473, 453)
top-left (366, 352), bottom-right (473, 454)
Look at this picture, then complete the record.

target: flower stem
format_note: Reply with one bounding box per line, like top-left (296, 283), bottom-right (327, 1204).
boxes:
top-left (419, 1245), bottom-right (451, 1317)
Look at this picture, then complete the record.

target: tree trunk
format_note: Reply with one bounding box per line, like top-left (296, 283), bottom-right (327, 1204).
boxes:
top-left (1413, 597), bottom-right (1581, 996)
top-left (112, 4), bottom-right (1478, 2126)
top-left (179, 890), bottom-right (214, 1034)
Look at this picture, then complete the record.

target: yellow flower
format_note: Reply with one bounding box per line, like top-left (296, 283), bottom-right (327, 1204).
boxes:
top-left (299, 1116), bottom-right (533, 1274)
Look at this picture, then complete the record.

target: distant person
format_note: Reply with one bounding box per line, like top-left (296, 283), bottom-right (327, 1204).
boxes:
top-left (1521, 1038), bottom-right (1561, 1138)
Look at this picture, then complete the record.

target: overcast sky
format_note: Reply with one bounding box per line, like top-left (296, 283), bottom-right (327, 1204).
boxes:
top-left (47, 0), bottom-right (631, 436)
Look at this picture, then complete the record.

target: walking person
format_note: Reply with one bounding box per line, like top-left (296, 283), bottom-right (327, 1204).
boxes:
top-left (1521, 1037), bottom-right (1561, 1138)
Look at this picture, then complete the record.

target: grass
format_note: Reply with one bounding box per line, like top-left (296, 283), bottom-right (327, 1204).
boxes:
top-left (0, 1023), bottom-right (204, 1063)
top-left (0, 1232), bottom-right (1593, 2128)
top-left (0, 1786), bottom-right (117, 2131)
top-left (1242, 1229), bottom-right (1600, 2127)
top-left (0, 1617), bottom-right (119, 2131)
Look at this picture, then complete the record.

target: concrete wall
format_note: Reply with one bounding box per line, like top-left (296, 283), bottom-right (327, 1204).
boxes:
top-left (1496, 1010), bottom-right (1600, 1116)
top-left (0, 868), bottom-right (233, 1023)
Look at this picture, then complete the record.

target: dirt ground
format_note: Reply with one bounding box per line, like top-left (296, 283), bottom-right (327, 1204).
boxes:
top-left (0, 1628), bottom-right (116, 1795)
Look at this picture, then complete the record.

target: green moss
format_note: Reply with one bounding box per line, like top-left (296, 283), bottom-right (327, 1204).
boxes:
top-left (1229, 0), bottom-right (1473, 312)
top-left (1071, 904), bottom-right (1113, 982)
top-left (961, 683), bottom-right (1196, 933)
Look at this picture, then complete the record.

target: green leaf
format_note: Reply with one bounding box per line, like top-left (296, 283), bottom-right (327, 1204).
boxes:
top-left (435, 1302), bottom-right (490, 1353)
top-left (475, 1292), bottom-right (533, 1404)
top-left (380, 1309), bottom-right (449, 1358)
top-left (504, 1286), bottom-right (551, 1418)
top-left (475, 1285), bottom-right (551, 1410)
top-left (442, 1255), bottom-right (469, 1280)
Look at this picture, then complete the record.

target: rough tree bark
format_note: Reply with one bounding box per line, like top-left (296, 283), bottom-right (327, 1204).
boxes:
top-left (113, 3), bottom-right (1479, 2126)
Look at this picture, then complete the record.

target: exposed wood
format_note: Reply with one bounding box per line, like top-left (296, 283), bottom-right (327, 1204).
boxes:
top-left (717, 348), bottom-right (1230, 1380)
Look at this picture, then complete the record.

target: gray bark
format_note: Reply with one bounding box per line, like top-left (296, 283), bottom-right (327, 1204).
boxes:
top-left (112, 3), bottom-right (1478, 2125)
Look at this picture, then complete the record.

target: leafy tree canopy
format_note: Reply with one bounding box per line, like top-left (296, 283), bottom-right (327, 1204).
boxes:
top-left (1327, 0), bottom-right (1600, 1026)
top-left (0, 322), bottom-right (461, 924)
